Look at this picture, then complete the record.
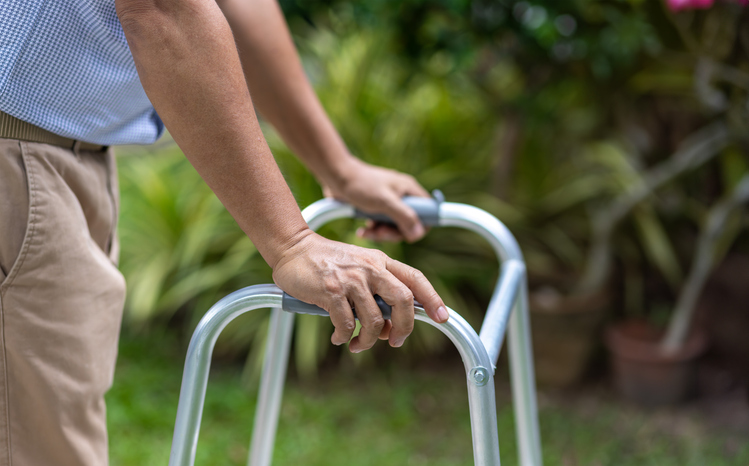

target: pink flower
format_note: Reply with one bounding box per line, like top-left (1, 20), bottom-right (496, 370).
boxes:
top-left (667, 0), bottom-right (714, 11)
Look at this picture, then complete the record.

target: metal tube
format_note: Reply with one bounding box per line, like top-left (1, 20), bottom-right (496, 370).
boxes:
top-left (478, 259), bottom-right (525, 365)
top-left (414, 310), bottom-right (500, 466)
top-left (438, 203), bottom-right (523, 262)
top-left (247, 308), bottom-right (294, 466)
top-left (438, 202), bottom-right (543, 466)
top-left (246, 200), bottom-right (356, 466)
top-left (169, 285), bottom-right (284, 466)
top-left (170, 284), bottom-right (500, 466)
top-left (507, 285), bottom-right (541, 466)
top-left (301, 199), bottom-right (355, 230)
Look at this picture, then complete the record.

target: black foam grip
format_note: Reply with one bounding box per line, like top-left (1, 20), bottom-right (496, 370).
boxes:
top-left (282, 293), bottom-right (392, 321)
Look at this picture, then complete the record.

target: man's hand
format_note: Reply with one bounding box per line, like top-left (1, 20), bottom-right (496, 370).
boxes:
top-left (272, 233), bottom-right (448, 352)
top-left (322, 157), bottom-right (431, 243)
top-left (216, 0), bottom-right (431, 243)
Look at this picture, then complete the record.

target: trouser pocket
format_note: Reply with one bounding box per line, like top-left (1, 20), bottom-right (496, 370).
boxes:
top-left (0, 140), bottom-right (32, 287)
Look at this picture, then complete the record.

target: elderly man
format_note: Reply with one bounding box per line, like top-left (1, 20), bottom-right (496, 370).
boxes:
top-left (0, 0), bottom-right (447, 464)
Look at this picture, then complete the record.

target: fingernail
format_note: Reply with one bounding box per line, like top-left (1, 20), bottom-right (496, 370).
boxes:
top-left (391, 338), bottom-right (403, 348)
top-left (411, 224), bottom-right (425, 239)
top-left (437, 306), bottom-right (449, 322)
top-left (356, 227), bottom-right (372, 240)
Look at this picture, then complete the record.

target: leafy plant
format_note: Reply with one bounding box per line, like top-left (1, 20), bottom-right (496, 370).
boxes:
top-left (117, 145), bottom-right (270, 327)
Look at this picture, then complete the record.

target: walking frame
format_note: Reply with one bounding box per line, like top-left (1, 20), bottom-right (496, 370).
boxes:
top-left (168, 193), bottom-right (543, 466)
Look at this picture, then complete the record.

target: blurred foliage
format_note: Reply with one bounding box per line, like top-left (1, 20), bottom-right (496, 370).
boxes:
top-left (282, 0), bottom-right (685, 292)
top-left (118, 0), bottom-right (749, 375)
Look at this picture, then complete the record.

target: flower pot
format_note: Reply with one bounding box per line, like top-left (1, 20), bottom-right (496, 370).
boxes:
top-left (529, 287), bottom-right (610, 387)
top-left (605, 320), bottom-right (708, 406)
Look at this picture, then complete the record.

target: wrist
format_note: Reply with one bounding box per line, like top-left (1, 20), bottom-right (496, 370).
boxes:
top-left (267, 226), bottom-right (316, 271)
top-left (317, 153), bottom-right (362, 195)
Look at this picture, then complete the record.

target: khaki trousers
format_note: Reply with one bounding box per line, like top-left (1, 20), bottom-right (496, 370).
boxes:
top-left (0, 139), bottom-right (125, 465)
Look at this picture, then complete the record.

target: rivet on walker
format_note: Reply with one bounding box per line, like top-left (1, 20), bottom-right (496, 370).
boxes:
top-left (168, 192), bottom-right (544, 466)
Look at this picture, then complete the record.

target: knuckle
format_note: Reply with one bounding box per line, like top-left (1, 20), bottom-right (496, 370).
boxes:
top-left (365, 256), bottom-right (388, 274)
top-left (408, 267), bottom-right (426, 283)
top-left (424, 290), bottom-right (441, 305)
top-left (395, 288), bottom-right (414, 306)
top-left (341, 319), bottom-right (357, 334)
top-left (323, 277), bottom-right (343, 296)
top-left (362, 262), bottom-right (383, 279)
top-left (351, 269), bottom-right (367, 284)
top-left (371, 249), bottom-right (389, 262)
top-left (368, 315), bottom-right (385, 329)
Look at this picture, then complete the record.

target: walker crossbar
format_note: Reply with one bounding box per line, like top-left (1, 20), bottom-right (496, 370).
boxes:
top-left (168, 196), bottom-right (543, 466)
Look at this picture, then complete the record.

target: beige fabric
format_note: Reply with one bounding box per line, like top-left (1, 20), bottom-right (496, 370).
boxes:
top-left (0, 139), bottom-right (125, 466)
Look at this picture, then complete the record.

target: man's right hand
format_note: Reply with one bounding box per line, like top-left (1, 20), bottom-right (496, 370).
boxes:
top-left (272, 232), bottom-right (448, 352)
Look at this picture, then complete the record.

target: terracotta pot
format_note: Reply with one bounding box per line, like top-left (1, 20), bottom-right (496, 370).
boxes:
top-left (605, 320), bottom-right (708, 406)
top-left (529, 287), bottom-right (610, 387)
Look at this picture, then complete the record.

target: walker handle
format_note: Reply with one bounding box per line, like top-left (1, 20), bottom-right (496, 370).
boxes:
top-left (354, 190), bottom-right (444, 227)
top-left (282, 293), bottom-right (392, 320)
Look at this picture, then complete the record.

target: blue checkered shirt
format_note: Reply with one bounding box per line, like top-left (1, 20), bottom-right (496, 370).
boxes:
top-left (0, 0), bottom-right (163, 145)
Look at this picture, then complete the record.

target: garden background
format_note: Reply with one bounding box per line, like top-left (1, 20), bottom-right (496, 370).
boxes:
top-left (109, 0), bottom-right (749, 464)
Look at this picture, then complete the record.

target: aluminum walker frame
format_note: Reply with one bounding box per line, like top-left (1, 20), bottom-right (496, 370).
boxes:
top-left (169, 195), bottom-right (543, 466)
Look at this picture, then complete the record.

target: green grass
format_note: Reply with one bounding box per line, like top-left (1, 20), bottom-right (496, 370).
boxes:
top-left (107, 332), bottom-right (749, 466)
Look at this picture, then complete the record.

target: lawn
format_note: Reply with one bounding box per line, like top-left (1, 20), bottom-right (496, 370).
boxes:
top-left (107, 331), bottom-right (749, 466)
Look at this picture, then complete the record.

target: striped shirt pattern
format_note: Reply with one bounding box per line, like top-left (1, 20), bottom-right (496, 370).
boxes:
top-left (0, 0), bottom-right (163, 145)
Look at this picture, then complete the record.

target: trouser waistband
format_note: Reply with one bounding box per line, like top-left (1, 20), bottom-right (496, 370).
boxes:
top-left (0, 110), bottom-right (108, 152)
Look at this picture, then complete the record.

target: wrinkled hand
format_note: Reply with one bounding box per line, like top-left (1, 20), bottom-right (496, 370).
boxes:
top-left (323, 158), bottom-right (431, 243)
top-left (272, 232), bottom-right (448, 352)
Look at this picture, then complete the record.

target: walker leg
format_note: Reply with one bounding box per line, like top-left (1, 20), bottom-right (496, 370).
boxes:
top-left (247, 308), bottom-right (295, 466)
top-left (169, 285), bottom-right (285, 466)
top-left (465, 367), bottom-right (502, 466)
top-left (413, 311), bottom-right (501, 466)
top-left (507, 286), bottom-right (542, 466)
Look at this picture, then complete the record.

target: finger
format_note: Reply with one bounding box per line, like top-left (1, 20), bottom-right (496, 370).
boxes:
top-left (358, 223), bottom-right (431, 243)
top-left (357, 223), bottom-right (404, 242)
top-left (386, 259), bottom-right (448, 323)
top-left (380, 192), bottom-right (425, 243)
top-left (379, 320), bottom-right (392, 340)
top-left (371, 272), bottom-right (415, 347)
top-left (348, 287), bottom-right (386, 353)
top-left (327, 298), bottom-right (357, 346)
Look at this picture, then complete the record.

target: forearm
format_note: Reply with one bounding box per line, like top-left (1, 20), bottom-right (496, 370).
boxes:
top-left (116, 0), bottom-right (311, 268)
top-left (217, 0), bottom-right (356, 188)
